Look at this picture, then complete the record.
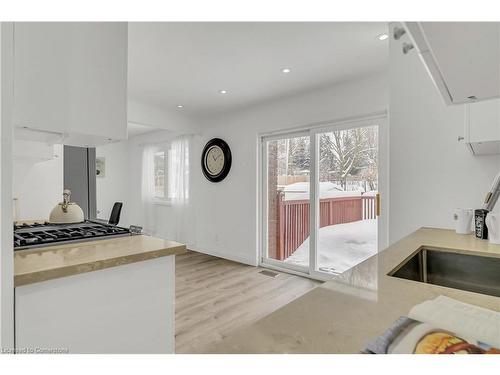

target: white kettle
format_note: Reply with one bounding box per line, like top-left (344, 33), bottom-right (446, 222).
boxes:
top-left (49, 189), bottom-right (85, 224)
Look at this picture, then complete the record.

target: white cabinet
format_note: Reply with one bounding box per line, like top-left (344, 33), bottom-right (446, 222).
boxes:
top-left (13, 140), bottom-right (59, 162)
top-left (404, 22), bottom-right (500, 105)
top-left (464, 98), bottom-right (500, 155)
top-left (15, 256), bottom-right (175, 354)
top-left (13, 23), bottom-right (127, 147)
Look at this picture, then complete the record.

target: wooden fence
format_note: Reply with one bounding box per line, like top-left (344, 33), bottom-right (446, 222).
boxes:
top-left (276, 193), bottom-right (376, 261)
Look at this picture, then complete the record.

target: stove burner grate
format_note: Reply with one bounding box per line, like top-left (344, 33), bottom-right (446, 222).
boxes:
top-left (13, 221), bottom-right (131, 250)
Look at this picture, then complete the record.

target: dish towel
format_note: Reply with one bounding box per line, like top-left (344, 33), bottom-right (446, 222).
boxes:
top-left (408, 295), bottom-right (500, 348)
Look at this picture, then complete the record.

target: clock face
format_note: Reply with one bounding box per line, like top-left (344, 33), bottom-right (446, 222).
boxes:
top-left (205, 145), bottom-right (225, 176)
top-left (201, 138), bottom-right (232, 182)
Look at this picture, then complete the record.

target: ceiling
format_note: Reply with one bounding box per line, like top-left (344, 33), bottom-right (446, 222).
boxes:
top-left (128, 22), bottom-right (388, 117)
top-left (127, 122), bottom-right (157, 137)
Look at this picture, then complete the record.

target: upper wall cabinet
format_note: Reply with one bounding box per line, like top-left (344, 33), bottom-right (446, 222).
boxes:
top-left (465, 98), bottom-right (500, 155)
top-left (404, 22), bottom-right (500, 105)
top-left (13, 23), bottom-right (127, 147)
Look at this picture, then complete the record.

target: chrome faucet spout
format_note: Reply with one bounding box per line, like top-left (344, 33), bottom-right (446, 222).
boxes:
top-left (483, 172), bottom-right (500, 212)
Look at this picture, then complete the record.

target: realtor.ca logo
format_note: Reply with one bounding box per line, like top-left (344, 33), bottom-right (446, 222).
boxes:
top-left (2, 347), bottom-right (69, 354)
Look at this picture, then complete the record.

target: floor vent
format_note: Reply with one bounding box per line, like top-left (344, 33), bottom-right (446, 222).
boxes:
top-left (259, 270), bottom-right (280, 278)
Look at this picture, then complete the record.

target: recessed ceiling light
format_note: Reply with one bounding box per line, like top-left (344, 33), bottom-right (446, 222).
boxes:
top-left (377, 33), bottom-right (389, 41)
top-left (282, 68), bottom-right (291, 74)
top-left (177, 104), bottom-right (184, 108)
top-left (219, 90), bottom-right (228, 94)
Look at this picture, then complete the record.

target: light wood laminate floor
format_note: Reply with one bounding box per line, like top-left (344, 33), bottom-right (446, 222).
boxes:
top-left (175, 251), bottom-right (321, 353)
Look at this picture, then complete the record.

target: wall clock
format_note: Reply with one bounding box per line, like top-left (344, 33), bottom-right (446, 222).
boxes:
top-left (201, 138), bottom-right (232, 182)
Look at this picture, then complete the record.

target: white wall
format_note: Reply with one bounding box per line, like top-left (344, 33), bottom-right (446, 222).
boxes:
top-left (13, 144), bottom-right (63, 221)
top-left (389, 23), bottom-right (500, 243)
top-left (191, 73), bottom-right (388, 265)
top-left (1, 21), bottom-right (15, 350)
top-left (96, 141), bottom-right (130, 226)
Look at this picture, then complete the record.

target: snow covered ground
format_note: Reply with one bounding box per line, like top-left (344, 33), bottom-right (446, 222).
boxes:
top-left (282, 181), bottom-right (374, 201)
top-left (284, 219), bottom-right (378, 274)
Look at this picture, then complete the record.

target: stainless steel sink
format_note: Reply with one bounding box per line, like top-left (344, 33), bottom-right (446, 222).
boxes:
top-left (388, 247), bottom-right (500, 297)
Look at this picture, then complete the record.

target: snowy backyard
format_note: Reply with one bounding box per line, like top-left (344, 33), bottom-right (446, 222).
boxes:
top-left (284, 219), bottom-right (378, 274)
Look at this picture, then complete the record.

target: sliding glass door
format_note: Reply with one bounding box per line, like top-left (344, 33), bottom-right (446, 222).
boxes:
top-left (313, 125), bottom-right (379, 277)
top-left (261, 117), bottom-right (387, 280)
top-left (262, 132), bottom-right (311, 273)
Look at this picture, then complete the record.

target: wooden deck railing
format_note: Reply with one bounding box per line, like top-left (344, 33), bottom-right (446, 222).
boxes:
top-left (276, 193), bottom-right (376, 261)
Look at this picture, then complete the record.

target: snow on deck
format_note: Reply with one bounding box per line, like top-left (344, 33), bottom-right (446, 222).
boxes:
top-left (284, 219), bottom-right (378, 274)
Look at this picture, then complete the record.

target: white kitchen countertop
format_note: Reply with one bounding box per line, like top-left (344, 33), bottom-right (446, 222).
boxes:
top-left (14, 235), bottom-right (186, 287)
top-left (210, 228), bottom-right (500, 353)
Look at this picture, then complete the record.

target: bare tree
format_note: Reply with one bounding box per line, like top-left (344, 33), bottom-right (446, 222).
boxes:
top-left (361, 127), bottom-right (378, 190)
top-left (320, 127), bottom-right (378, 191)
top-left (273, 129), bottom-right (377, 192)
top-left (287, 136), bottom-right (310, 175)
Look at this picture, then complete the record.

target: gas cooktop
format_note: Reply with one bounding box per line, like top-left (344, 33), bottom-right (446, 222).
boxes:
top-left (14, 221), bottom-right (131, 250)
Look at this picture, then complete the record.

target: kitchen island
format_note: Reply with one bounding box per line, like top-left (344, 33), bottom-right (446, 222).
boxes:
top-left (210, 228), bottom-right (500, 353)
top-left (13, 234), bottom-right (186, 354)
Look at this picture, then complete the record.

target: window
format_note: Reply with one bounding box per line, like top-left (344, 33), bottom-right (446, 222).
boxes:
top-left (154, 150), bottom-right (168, 200)
top-left (143, 137), bottom-right (190, 205)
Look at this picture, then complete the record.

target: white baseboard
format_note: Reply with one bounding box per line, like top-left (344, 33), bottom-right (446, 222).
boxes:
top-left (187, 246), bottom-right (258, 267)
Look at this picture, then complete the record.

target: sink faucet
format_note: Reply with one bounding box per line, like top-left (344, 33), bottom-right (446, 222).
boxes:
top-left (483, 171), bottom-right (500, 212)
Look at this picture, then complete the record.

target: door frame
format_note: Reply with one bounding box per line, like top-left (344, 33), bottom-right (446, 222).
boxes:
top-left (259, 129), bottom-right (310, 275)
top-left (258, 112), bottom-right (389, 281)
